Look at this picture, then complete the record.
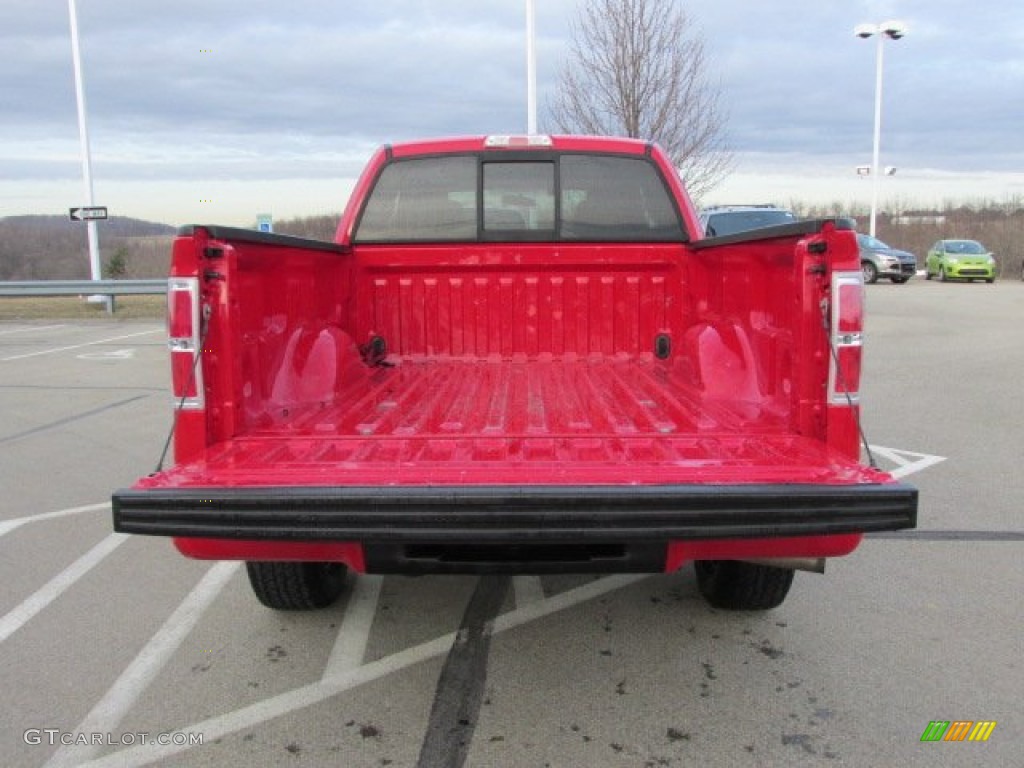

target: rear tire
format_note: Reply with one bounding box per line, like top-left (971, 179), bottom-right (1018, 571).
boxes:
top-left (891, 276), bottom-right (909, 284)
top-left (694, 560), bottom-right (795, 610)
top-left (246, 561), bottom-right (347, 610)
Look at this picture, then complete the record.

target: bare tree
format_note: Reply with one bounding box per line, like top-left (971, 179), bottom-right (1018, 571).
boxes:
top-left (549, 0), bottom-right (732, 201)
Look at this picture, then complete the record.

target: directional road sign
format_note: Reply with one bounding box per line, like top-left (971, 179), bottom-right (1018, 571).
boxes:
top-left (69, 206), bottom-right (108, 222)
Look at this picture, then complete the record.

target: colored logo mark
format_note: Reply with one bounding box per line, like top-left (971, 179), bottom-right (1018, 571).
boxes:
top-left (920, 720), bottom-right (996, 742)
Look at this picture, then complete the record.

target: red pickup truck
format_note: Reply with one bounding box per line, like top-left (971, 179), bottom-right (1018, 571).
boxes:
top-left (114, 135), bottom-right (916, 611)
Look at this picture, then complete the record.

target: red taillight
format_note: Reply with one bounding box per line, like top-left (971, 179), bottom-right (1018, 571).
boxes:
top-left (170, 351), bottom-right (199, 399)
top-left (167, 277), bottom-right (203, 409)
top-left (837, 280), bottom-right (863, 335)
top-left (829, 272), bottom-right (864, 404)
top-left (168, 286), bottom-right (194, 339)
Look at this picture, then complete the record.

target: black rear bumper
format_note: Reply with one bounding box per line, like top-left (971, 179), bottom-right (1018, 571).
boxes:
top-left (112, 482), bottom-right (917, 543)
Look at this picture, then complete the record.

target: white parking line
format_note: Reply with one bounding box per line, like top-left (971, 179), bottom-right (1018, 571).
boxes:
top-left (0, 533), bottom-right (127, 645)
top-left (0, 329), bottom-right (161, 361)
top-left (44, 561), bottom-right (241, 768)
top-left (0, 501), bottom-right (109, 539)
top-left (870, 445), bottom-right (947, 479)
top-left (80, 574), bottom-right (647, 768)
top-left (322, 575), bottom-right (384, 678)
top-left (0, 324), bottom-right (67, 336)
top-left (77, 348), bottom-right (137, 361)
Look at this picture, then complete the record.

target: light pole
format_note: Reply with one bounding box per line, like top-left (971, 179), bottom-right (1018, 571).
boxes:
top-left (526, 0), bottom-right (537, 133)
top-left (854, 20), bottom-right (907, 237)
top-left (68, 0), bottom-right (107, 309)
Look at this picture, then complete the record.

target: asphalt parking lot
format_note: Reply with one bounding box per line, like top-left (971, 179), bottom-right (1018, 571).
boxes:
top-left (1, 280), bottom-right (1021, 768)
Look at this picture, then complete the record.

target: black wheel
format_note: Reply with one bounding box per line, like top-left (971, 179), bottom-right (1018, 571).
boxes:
top-left (939, 266), bottom-right (948, 282)
top-left (861, 261), bottom-right (878, 284)
top-left (986, 278), bottom-right (995, 284)
top-left (925, 268), bottom-right (932, 280)
top-left (245, 561), bottom-right (347, 610)
top-left (694, 560), bottom-right (795, 610)
top-left (891, 276), bottom-right (909, 284)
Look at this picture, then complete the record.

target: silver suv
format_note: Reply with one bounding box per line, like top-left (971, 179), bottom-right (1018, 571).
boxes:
top-left (857, 233), bottom-right (916, 284)
top-left (699, 204), bottom-right (797, 238)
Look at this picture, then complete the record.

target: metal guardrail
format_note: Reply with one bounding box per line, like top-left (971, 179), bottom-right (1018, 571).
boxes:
top-left (0, 279), bottom-right (167, 297)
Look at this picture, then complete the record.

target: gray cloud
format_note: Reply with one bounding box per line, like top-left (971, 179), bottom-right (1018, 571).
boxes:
top-left (1, 0), bottom-right (1021, 194)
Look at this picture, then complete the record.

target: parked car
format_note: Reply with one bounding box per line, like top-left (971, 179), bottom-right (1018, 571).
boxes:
top-left (856, 233), bottom-right (917, 284)
top-left (925, 240), bottom-right (996, 283)
top-left (699, 204), bottom-right (797, 237)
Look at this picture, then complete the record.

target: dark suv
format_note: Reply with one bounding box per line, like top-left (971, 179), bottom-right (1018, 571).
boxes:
top-left (699, 204), bottom-right (797, 238)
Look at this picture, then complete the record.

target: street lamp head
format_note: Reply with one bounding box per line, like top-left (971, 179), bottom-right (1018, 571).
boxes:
top-left (855, 21), bottom-right (908, 40)
top-left (881, 20), bottom-right (907, 40)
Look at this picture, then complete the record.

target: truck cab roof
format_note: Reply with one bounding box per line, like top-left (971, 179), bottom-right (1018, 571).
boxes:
top-left (386, 135), bottom-right (658, 157)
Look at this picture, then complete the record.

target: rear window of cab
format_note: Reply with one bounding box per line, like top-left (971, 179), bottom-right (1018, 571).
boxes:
top-left (353, 153), bottom-right (685, 243)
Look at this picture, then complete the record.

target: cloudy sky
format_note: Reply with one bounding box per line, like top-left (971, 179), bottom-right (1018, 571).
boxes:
top-left (2, 0), bottom-right (1022, 227)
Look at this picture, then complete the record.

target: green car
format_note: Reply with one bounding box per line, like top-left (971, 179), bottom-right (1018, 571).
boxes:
top-left (925, 239), bottom-right (996, 283)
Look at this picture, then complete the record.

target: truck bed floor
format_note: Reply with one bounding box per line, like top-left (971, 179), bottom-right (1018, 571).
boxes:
top-left (163, 358), bottom-right (875, 487)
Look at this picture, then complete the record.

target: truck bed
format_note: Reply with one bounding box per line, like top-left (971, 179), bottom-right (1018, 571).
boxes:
top-left (140, 356), bottom-right (876, 488)
top-left (114, 217), bottom-right (917, 566)
top-left (116, 354), bottom-right (915, 565)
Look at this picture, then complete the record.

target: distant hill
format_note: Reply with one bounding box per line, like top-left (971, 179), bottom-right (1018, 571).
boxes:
top-left (0, 215), bottom-right (176, 280)
top-left (1, 214), bottom-right (175, 238)
top-left (0, 213), bottom-right (345, 281)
